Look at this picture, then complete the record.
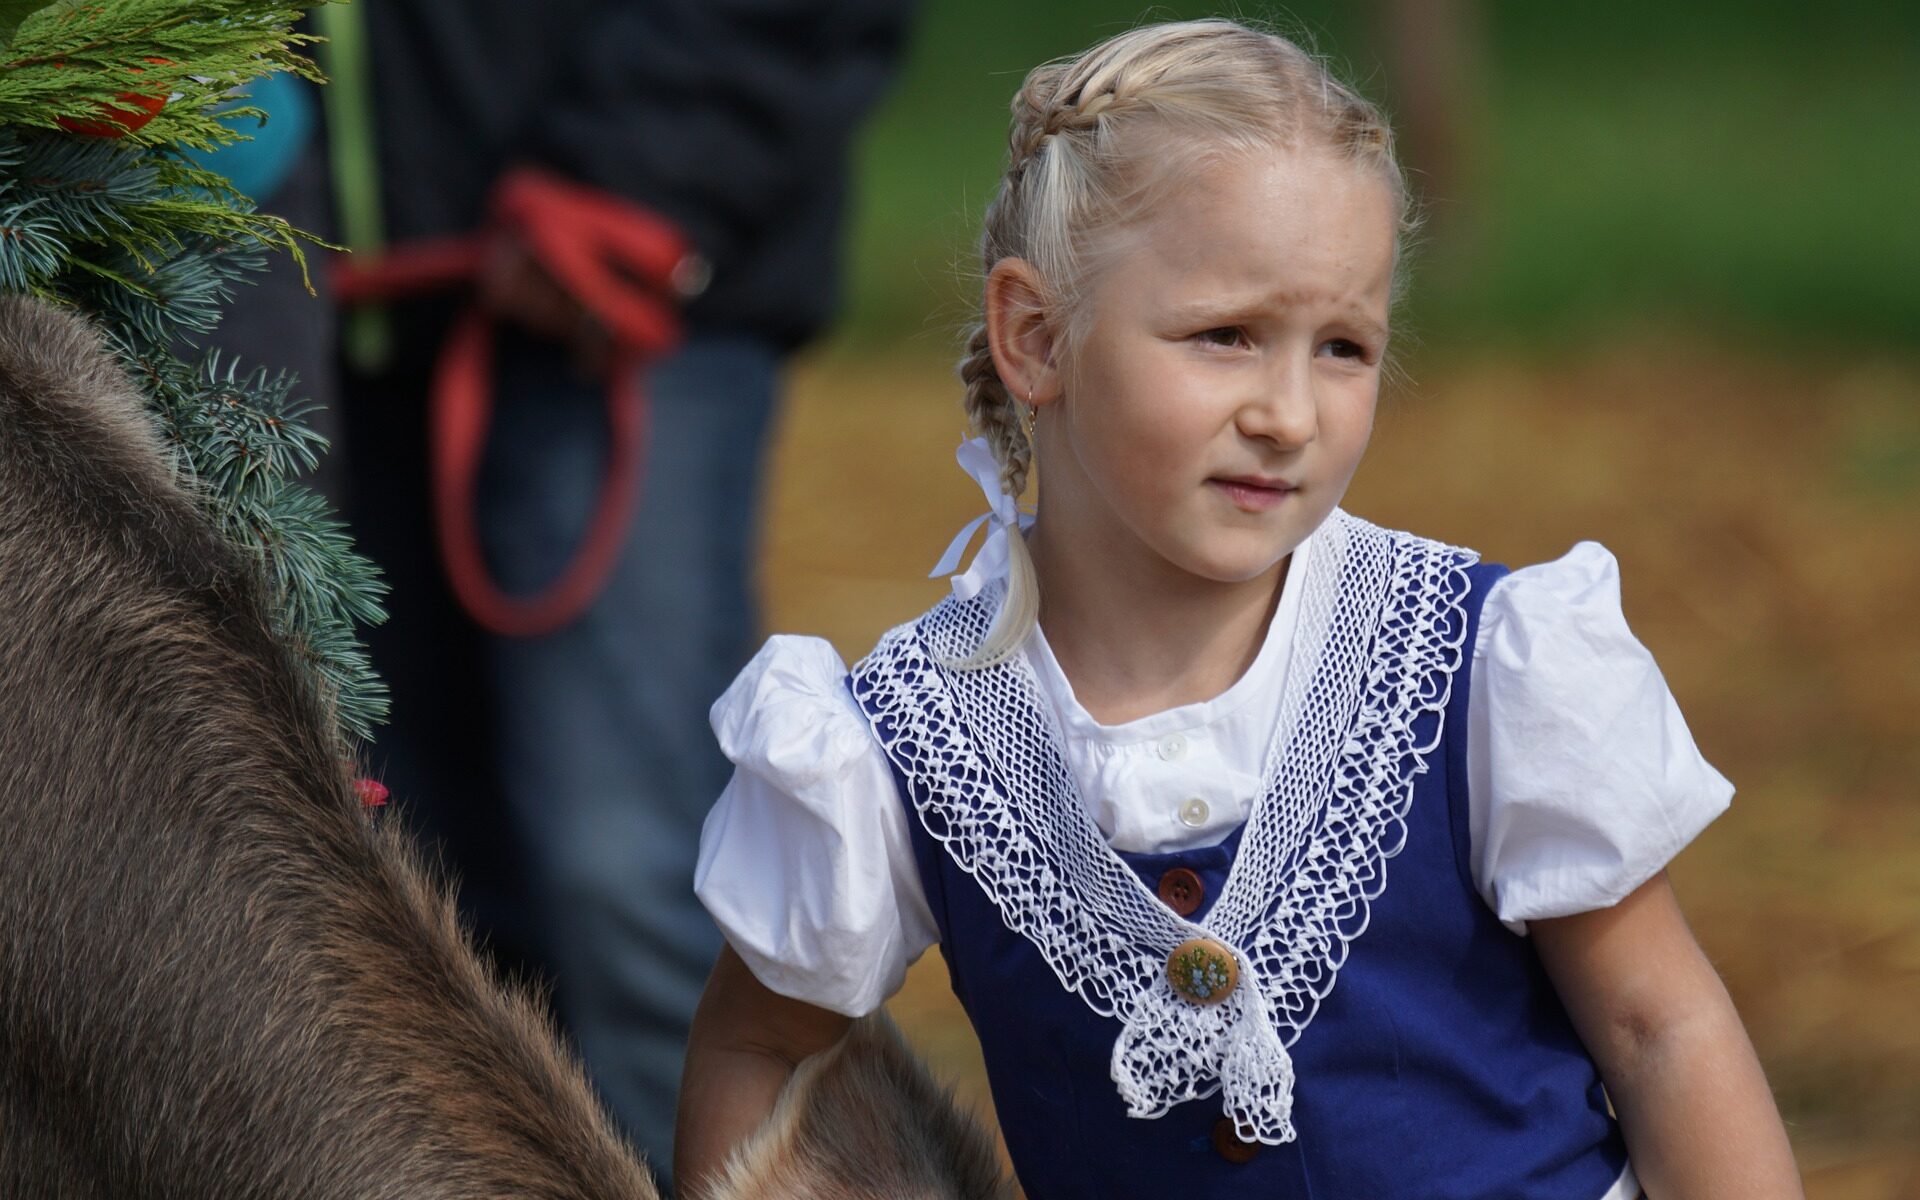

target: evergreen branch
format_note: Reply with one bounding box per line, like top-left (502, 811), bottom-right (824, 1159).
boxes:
top-left (52, 248), bottom-right (138, 289)
top-left (6, 0), bottom-right (323, 69)
top-left (0, 194), bottom-right (63, 288)
top-left (0, 0), bottom-right (325, 148)
top-left (148, 342), bottom-right (392, 740)
top-left (1, 131), bottom-right (324, 319)
top-left (0, 2), bottom-right (391, 746)
top-left (7, 134), bottom-right (153, 241)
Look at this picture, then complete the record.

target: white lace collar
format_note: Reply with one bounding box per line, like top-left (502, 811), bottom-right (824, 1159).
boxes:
top-left (853, 508), bottom-right (1477, 1145)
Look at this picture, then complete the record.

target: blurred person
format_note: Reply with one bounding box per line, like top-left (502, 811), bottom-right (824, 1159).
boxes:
top-left (678, 18), bottom-right (1802, 1200)
top-left (211, 0), bottom-right (917, 1184)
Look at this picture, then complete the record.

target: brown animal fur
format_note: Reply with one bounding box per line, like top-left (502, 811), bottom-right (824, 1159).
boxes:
top-left (701, 1017), bottom-right (1013, 1200)
top-left (0, 295), bottom-right (662, 1198)
top-left (0, 294), bottom-right (1010, 1199)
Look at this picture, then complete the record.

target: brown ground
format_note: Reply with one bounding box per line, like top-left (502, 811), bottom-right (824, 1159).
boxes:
top-left (757, 335), bottom-right (1920, 1199)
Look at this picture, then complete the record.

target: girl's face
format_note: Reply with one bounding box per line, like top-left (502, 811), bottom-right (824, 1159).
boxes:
top-left (1038, 143), bottom-right (1396, 592)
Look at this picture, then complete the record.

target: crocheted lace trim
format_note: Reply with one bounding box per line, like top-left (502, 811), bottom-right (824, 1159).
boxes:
top-left (849, 509), bottom-right (1476, 1144)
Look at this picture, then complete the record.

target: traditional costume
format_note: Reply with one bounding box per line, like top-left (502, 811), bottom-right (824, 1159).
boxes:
top-left (697, 445), bottom-right (1730, 1199)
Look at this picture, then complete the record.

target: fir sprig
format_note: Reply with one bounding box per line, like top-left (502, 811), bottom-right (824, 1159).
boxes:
top-left (0, 197), bottom-right (64, 289)
top-left (150, 348), bottom-right (389, 739)
top-left (0, 3), bottom-right (389, 745)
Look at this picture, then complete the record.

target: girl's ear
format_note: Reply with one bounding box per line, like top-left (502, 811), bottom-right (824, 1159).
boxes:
top-left (985, 258), bottom-right (1060, 406)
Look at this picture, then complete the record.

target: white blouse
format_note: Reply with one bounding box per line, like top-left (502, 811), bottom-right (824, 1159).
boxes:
top-left (695, 531), bottom-right (1733, 1018)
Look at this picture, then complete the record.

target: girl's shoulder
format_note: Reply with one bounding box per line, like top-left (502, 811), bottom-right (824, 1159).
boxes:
top-left (715, 591), bottom-right (955, 760)
top-left (1464, 538), bottom-right (1734, 930)
top-left (1473, 539), bottom-right (1638, 662)
top-left (1466, 537), bottom-right (1687, 742)
top-left (700, 634), bottom-right (939, 1017)
top-left (711, 634), bottom-right (880, 794)
top-left (1363, 506), bottom-right (1633, 644)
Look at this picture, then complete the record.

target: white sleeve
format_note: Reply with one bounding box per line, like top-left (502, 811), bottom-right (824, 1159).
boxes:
top-left (694, 635), bottom-right (938, 1017)
top-left (1466, 543), bottom-right (1733, 936)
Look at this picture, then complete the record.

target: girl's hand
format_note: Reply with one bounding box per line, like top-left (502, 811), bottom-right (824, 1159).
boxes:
top-left (1531, 872), bottom-right (1803, 1199)
top-left (675, 944), bottom-right (853, 1198)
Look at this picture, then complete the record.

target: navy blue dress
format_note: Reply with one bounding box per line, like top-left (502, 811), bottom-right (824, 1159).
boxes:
top-left (848, 521), bottom-right (1634, 1200)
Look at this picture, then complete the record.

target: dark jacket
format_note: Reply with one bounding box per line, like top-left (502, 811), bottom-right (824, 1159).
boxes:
top-left (364, 0), bottom-right (915, 349)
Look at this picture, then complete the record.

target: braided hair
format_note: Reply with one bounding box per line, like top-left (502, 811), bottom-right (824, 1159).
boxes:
top-left (955, 19), bottom-right (1412, 666)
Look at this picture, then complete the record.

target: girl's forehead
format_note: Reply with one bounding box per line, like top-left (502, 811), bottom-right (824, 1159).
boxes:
top-left (1101, 147), bottom-right (1398, 304)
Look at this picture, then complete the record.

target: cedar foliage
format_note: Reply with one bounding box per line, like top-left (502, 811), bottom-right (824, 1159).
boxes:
top-left (0, 0), bottom-right (387, 740)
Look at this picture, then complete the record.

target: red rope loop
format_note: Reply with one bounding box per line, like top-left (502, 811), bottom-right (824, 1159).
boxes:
top-left (333, 168), bottom-right (696, 637)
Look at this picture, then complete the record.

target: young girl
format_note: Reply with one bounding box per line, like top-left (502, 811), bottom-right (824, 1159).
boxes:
top-left (676, 20), bottom-right (1801, 1199)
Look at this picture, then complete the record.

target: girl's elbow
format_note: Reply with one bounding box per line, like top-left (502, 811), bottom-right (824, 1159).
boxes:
top-left (1590, 987), bottom-right (1749, 1098)
top-left (693, 943), bottom-right (854, 1066)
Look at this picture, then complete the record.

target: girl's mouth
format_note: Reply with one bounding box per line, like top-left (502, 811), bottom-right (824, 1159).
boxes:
top-left (1208, 477), bottom-right (1297, 512)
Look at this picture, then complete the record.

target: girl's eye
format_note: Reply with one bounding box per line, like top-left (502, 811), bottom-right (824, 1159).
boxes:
top-left (1321, 338), bottom-right (1371, 362)
top-left (1196, 326), bottom-right (1247, 348)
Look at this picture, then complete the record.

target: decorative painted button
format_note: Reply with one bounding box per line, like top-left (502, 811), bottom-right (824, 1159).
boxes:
top-left (1177, 796), bottom-right (1210, 827)
top-left (1166, 937), bottom-right (1238, 1005)
top-left (1157, 732), bottom-right (1188, 761)
top-left (1156, 867), bottom-right (1204, 916)
top-left (1211, 1117), bottom-right (1262, 1164)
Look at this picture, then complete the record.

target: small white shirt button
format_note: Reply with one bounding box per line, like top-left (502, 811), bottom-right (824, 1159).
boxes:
top-left (1178, 797), bottom-right (1211, 828)
top-left (1157, 733), bottom-right (1188, 761)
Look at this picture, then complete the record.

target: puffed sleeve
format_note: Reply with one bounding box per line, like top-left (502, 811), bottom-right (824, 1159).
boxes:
top-left (694, 635), bottom-right (939, 1016)
top-left (1466, 543), bottom-right (1733, 935)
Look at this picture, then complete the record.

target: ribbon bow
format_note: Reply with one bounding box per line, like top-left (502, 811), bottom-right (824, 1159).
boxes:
top-left (928, 438), bottom-right (1035, 600)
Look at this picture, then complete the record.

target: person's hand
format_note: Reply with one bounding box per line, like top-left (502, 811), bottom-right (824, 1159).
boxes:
top-left (476, 233), bottom-right (613, 378)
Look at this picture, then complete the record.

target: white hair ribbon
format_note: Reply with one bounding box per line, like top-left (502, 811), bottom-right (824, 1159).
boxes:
top-left (928, 437), bottom-right (1034, 601)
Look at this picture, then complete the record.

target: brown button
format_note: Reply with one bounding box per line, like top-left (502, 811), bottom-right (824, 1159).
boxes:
top-left (1212, 1117), bottom-right (1261, 1164)
top-left (1157, 867), bottom-right (1205, 916)
top-left (1166, 937), bottom-right (1238, 1005)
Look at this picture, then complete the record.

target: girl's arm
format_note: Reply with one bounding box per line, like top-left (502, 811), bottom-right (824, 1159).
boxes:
top-left (1531, 872), bottom-right (1802, 1199)
top-left (674, 943), bottom-right (853, 1198)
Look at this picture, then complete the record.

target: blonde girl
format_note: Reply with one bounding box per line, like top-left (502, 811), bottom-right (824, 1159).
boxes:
top-left (676, 19), bottom-right (1801, 1199)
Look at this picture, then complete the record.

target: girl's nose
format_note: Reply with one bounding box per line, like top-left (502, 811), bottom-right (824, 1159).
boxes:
top-left (1238, 357), bottom-right (1318, 448)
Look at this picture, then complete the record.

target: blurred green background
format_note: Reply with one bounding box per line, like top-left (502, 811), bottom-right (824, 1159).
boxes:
top-left (833, 0), bottom-right (1920, 357)
top-left (756, 5), bottom-right (1920, 1197)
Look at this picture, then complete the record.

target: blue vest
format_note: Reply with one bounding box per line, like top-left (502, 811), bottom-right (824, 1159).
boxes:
top-left (852, 556), bottom-right (1631, 1200)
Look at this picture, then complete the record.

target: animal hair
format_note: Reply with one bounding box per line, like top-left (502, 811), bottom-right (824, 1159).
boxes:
top-left (697, 1016), bottom-right (1013, 1200)
top-left (0, 294), bottom-right (665, 1198)
top-left (0, 294), bottom-right (1014, 1199)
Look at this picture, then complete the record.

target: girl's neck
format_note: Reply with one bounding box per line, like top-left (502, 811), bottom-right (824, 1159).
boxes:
top-left (1026, 525), bottom-right (1288, 727)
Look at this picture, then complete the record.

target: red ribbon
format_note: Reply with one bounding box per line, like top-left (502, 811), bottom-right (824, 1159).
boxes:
top-left (332, 167), bottom-right (698, 637)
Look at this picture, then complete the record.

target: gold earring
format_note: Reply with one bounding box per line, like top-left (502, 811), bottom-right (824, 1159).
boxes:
top-left (1023, 387), bottom-right (1038, 441)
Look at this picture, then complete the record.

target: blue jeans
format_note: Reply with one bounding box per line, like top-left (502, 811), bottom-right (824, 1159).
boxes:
top-left (473, 332), bottom-right (777, 1177)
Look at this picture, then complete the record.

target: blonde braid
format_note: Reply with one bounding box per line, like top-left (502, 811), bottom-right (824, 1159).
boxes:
top-left (947, 318), bottom-right (1039, 670)
top-left (957, 320), bottom-right (1032, 501)
top-left (1008, 64), bottom-right (1069, 168)
top-left (1006, 51), bottom-right (1152, 186)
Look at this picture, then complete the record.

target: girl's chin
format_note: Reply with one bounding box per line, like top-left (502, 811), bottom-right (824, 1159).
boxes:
top-left (1171, 545), bottom-right (1294, 587)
